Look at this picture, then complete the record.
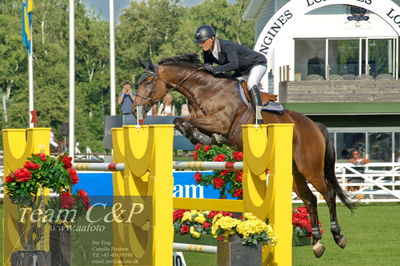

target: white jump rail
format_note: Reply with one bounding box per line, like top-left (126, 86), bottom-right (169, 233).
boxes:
top-left (173, 243), bottom-right (217, 254)
top-left (73, 163), bottom-right (125, 171)
top-left (72, 161), bottom-right (243, 171)
top-left (173, 161), bottom-right (243, 170)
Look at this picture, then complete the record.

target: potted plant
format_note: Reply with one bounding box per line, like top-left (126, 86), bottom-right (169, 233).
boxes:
top-left (292, 206), bottom-right (323, 246)
top-left (2, 153), bottom-right (90, 266)
top-left (192, 143), bottom-right (244, 199)
top-left (211, 213), bottom-right (276, 266)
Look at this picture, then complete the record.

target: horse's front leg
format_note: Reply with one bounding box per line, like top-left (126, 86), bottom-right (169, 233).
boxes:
top-left (189, 114), bottom-right (231, 145)
top-left (174, 117), bottom-right (191, 136)
top-left (173, 117), bottom-right (211, 145)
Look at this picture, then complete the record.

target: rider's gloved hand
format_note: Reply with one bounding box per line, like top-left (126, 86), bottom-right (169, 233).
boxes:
top-left (203, 63), bottom-right (214, 73)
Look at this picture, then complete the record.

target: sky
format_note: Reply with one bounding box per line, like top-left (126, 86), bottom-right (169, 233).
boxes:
top-left (86, 0), bottom-right (202, 20)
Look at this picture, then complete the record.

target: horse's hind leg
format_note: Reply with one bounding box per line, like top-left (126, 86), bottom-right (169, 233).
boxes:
top-left (293, 171), bottom-right (326, 258)
top-left (313, 181), bottom-right (347, 249)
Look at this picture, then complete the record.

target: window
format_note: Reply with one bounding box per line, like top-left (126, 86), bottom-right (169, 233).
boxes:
top-left (329, 128), bottom-right (400, 163)
top-left (368, 132), bottom-right (392, 162)
top-left (336, 132), bottom-right (365, 162)
top-left (294, 38), bottom-right (397, 80)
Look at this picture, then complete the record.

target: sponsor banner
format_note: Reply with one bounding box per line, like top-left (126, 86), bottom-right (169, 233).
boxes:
top-left (255, 0), bottom-right (400, 63)
top-left (75, 171), bottom-right (235, 203)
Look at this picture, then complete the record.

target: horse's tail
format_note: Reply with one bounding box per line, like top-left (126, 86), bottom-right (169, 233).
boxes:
top-left (316, 122), bottom-right (358, 210)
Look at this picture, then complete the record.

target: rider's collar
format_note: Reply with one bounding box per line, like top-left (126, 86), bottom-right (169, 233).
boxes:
top-left (212, 38), bottom-right (221, 60)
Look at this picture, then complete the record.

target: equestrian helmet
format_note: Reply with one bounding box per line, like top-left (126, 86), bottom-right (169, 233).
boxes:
top-left (194, 25), bottom-right (216, 43)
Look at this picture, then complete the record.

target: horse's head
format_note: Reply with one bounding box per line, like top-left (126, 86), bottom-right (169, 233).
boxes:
top-left (133, 59), bottom-right (169, 118)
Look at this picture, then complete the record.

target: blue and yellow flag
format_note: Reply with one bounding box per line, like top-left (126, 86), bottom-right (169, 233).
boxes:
top-left (22, 0), bottom-right (33, 53)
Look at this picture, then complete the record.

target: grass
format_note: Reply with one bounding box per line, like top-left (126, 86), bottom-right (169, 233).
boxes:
top-left (1, 204), bottom-right (400, 265)
top-left (174, 204), bottom-right (400, 266)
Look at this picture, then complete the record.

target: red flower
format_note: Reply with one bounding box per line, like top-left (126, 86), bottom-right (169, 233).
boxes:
top-left (23, 161), bottom-right (40, 170)
top-left (195, 143), bottom-right (202, 151)
top-left (203, 145), bottom-right (211, 152)
top-left (180, 225), bottom-right (189, 234)
top-left (61, 192), bottom-right (75, 209)
top-left (219, 170), bottom-right (229, 176)
top-left (35, 153), bottom-right (47, 161)
top-left (62, 155), bottom-right (73, 169)
top-left (222, 212), bottom-right (233, 217)
top-left (173, 209), bottom-right (189, 222)
top-left (233, 151), bottom-right (243, 161)
top-left (78, 189), bottom-right (91, 210)
top-left (14, 168), bottom-right (32, 182)
top-left (4, 174), bottom-right (15, 183)
top-left (67, 168), bottom-right (79, 184)
top-left (213, 177), bottom-right (225, 189)
top-left (202, 221), bottom-right (211, 229)
top-left (233, 189), bottom-right (243, 198)
top-left (208, 211), bottom-right (220, 219)
top-left (235, 172), bottom-right (243, 182)
top-left (192, 151), bottom-right (198, 161)
top-left (194, 172), bottom-right (202, 183)
top-left (213, 154), bottom-right (226, 162)
top-left (217, 235), bottom-right (225, 241)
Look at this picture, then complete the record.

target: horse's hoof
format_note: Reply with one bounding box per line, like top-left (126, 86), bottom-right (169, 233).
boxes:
top-left (312, 241), bottom-right (325, 258)
top-left (337, 235), bottom-right (347, 249)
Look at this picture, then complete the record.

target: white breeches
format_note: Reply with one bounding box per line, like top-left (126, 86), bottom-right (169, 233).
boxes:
top-left (247, 64), bottom-right (267, 90)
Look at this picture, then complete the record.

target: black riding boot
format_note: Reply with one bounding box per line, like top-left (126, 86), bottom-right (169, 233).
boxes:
top-left (250, 85), bottom-right (264, 124)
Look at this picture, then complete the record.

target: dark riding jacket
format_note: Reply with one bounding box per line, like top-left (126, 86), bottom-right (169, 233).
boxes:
top-left (203, 39), bottom-right (267, 76)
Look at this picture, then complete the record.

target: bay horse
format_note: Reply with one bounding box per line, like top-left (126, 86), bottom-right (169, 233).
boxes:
top-left (132, 54), bottom-right (357, 258)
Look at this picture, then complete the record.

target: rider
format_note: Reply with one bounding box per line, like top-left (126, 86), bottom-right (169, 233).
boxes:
top-left (194, 25), bottom-right (267, 123)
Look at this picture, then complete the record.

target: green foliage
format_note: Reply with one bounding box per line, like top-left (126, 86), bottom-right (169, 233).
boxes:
top-left (0, 0), bottom-right (254, 151)
top-left (193, 143), bottom-right (243, 198)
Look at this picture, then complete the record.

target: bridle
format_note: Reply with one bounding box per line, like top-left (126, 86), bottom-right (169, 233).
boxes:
top-left (136, 65), bottom-right (203, 107)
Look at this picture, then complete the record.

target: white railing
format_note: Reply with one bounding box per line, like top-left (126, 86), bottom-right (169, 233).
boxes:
top-left (293, 162), bottom-right (400, 203)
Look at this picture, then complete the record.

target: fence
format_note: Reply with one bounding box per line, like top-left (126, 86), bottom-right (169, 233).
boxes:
top-left (292, 162), bottom-right (400, 203)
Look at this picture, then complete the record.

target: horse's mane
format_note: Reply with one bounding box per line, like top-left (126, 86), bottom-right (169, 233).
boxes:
top-left (158, 53), bottom-right (234, 79)
top-left (158, 54), bottom-right (201, 67)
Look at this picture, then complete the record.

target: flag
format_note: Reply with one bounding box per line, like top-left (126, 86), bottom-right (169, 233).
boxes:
top-left (22, 0), bottom-right (33, 53)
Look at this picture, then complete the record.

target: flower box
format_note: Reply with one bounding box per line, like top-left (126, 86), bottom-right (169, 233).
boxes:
top-left (11, 250), bottom-right (51, 266)
top-left (50, 225), bottom-right (72, 266)
top-left (217, 235), bottom-right (262, 266)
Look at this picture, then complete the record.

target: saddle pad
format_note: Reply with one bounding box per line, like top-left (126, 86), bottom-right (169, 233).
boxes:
top-left (261, 101), bottom-right (285, 115)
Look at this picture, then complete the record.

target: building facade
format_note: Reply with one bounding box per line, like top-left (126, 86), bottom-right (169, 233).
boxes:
top-left (243, 0), bottom-right (400, 163)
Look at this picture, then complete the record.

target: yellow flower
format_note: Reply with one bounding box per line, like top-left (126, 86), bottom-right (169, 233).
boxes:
top-left (212, 213), bottom-right (223, 224)
top-left (181, 211), bottom-right (192, 222)
top-left (243, 212), bottom-right (258, 220)
top-left (194, 213), bottom-right (206, 224)
top-left (190, 226), bottom-right (201, 239)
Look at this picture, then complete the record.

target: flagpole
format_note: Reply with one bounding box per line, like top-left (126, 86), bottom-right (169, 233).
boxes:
top-left (109, 0), bottom-right (116, 115)
top-left (28, 24), bottom-right (34, 128)
top-left (69, 0), bottom-right (75, 161)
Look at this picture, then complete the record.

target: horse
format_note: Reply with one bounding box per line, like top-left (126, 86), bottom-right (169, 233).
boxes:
top-left (132, 54), bottom-right (357, 258)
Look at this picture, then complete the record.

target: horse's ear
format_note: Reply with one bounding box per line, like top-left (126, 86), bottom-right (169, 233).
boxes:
top-left (139, 59), bottom-right (147, 69)
top-left (148, 59), bottom-right (155, 71)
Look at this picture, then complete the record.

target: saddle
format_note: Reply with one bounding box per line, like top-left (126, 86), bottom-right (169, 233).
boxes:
top-left (238, 80), bottom-right (284, 114)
